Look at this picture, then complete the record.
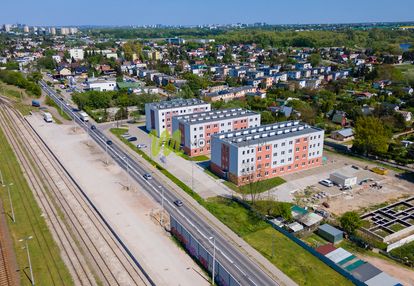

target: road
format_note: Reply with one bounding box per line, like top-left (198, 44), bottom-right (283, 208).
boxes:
top-left (39, 80), bottom-right (289, 286)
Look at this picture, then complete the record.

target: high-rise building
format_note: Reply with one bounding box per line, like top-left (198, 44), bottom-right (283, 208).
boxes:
top-left (50, 27), bottom-right (56, 35)
top-left (60, 27), bottom-right (70, 35)
top-left (210, 121), bottom-right (324, 185)
top-left (23, 25), bottom-right (29, 33)
top-left (172, 108), bottom-right (260, 156)
top-left (145, 98), bottom-right (211, 137)
top-left (69, 27), bottom-right (78, 34)
top-left (3, 24), bottom-right (11, 32)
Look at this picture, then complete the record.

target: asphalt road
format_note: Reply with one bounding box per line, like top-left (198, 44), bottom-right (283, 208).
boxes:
top-left (39, 80), bottom-right (281, 286)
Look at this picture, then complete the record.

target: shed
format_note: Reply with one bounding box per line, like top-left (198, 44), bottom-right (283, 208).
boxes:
top-left (298, 212), bottom-right (323, 227)
top-left (316, 244), bottom-right (337, 255)
top-left (331, 128), bottom-right (354, 141)
top-left (365, 272), bottom-right (402, 286)
top-left (317, 224), bottom-right (343, 243)
top-left (325, 247), bottom-right (352, 263)
top-left (287, 222), bottom-right (303, 233)
top-left (350, 263), bottom-right (382, 282)
top-left (329, 172), bottom-right (357, 187)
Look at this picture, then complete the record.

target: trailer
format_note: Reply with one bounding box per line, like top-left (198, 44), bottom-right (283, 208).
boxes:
top-left (329, 172), bottom-right (357, 188)
top-left (43, 112), bottom-right (53, 123)
top-left (79, 111), bottom-right (89, 122)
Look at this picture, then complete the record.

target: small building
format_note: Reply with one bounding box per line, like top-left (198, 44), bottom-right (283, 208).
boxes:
top-left (329, 172), bottom-right (357, 187)
top-left (317, 224), bottom-right (344, 244)
top-left (287, 222), bottom-right (303, 233)
top-left (331, 128), bottom-right (354, 142)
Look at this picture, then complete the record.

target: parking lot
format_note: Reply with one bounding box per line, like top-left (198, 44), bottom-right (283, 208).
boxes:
top-left (271, 151), bottom-right (414, 216)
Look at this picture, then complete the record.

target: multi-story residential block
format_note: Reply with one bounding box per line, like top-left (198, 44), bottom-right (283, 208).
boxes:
top-left (69, 48), bottom-right (84, 61)
top-left (172, 108), bottom-right (261, 156)
top-left (210, 121), bottom-right (324, 185)
top-left (145, 98), bottom-right (211, 137)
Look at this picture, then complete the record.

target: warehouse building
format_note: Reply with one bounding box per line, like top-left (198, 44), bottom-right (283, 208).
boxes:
top-left (145, 98), bottom-right (211, 137)
top-left (317, 224), bottom-right (343, 244)
top-left (210, 121), bottom-right (324, 185)
top-left (171, 108), bottom-right (260, 156)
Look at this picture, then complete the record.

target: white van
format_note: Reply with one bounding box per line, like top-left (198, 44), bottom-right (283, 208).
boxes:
top-left (43, 112), bottom-right (53, 123)
top-left (319, 179), bottom-right (334, 187)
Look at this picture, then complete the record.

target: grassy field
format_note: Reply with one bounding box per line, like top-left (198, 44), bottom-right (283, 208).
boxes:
top-left (0, 127), bottom-right (74, 285)
top-left (223, 176), bottom-right (286, 194)
top-left (206, 197), bottom-right (353, 286)
top-left (0, 82), bottom-right (36, 115)
top-left (395, 64), bottom-right (414, 81)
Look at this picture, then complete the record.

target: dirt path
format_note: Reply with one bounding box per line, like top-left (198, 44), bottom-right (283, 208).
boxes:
top-left (359, 254), bottom-right (414, 285)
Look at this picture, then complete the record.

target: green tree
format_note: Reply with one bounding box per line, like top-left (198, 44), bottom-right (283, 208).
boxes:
top-left (309, 53), bottom-right (321, 67)
top-left (340, 211), bottom-right (362, 234)
top-left (353, 116), bottom-right (391, 156)
top-left (176, 84), bottom-right (194, 98)
top-left (164, 82), bottom-right (176, 93)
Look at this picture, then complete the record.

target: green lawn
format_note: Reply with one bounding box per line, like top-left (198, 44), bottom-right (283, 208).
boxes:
top-left (206, 197), bottom-right (353, 286)
top-left (0, 127), bottom-right (73, 285)
top-left (224, 176), bottom-right (286, 194)
top-left (396, 64), bottom-right (414, 81)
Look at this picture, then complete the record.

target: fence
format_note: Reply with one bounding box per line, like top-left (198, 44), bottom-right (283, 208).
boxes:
top-left (170, 216), bottom-right (241, 286)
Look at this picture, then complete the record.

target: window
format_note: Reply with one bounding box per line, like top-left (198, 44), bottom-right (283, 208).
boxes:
top-left (258, 147), bottom-right (262, 152)
top-left (281, 159), bottom-right (285, 163)
top-left (265, 154), bottom-right (270, 159)
top-left (302, 154), bottom-right (306, 158)
top-left (273, 152), bottom-right (277, 157)
top-left (303, 146), bottom-right (307, 150)
top-left (273, 161), bottom-right (277, 165)
top-left (266, 145), bottom-right (270, 150)
top-left (258, 156), bottom-right (262, 161)
top-left (288, 158), bottom-right (292, 162)
top-left (265, 163), bottom-right (270, 167)
top-left (289, 141), bottom-right (293, 145)
top-left (273, 144), bottom-right (278, 148)
top-left (288, 166), bottom-right (291, 170)
top-left (199, 126), bottom-right (203, 130)
top-left (295, 156), bottom-right (299, 160)
top-left (242, 151), bottom-right (245, 155)
top-left (247, 150), bottom-right (250, 154)
top-left (194, 127), bottom-right (196, 131)
top-left (281, 151), bottom-right (285, 155)
top-left (288, 149), bottom-right (292, 153)
top-left (304, 137), bottom-right (308, 141)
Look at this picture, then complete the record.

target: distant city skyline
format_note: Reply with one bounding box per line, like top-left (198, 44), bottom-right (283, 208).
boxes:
top-left (1, 0), bottom-right (414, 26)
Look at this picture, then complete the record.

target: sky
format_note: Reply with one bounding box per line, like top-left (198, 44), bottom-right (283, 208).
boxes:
top-left (2, 0), bottom-right (414, 26)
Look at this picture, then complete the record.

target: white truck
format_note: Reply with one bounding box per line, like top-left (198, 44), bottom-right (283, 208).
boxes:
top-left (79, 111), bottom-right (89, 122)
top-left (43, 112), bottom-right (53, 123)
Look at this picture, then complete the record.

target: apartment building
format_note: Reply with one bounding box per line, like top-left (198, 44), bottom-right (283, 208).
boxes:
top-left (210, 121), bottom-right (324, 185)
top-left (69, 48), bottom-right (84, 61)
top-left (172, 108), bottom-right (261, 156)
top-left (145, 98), bottom-right (211, 137)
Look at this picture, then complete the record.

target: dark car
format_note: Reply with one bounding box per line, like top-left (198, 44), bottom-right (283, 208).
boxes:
top-left (91, 125), bottom-right (96, 130)
top-left (143, 173), bottom-right (152, 180)
top-left (127, 136), bottom-right (137, 142)
top-left (174, 200), bottom-right (184, 207)
top-left (106, 140), bottom-right (113, 145)
top-left (72, 108), bottom-right (80, 112)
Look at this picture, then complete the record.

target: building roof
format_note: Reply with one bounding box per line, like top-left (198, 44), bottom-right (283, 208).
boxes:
top-left (316, 244), bottom-right (337, 255)
top-left (333, 128), bottom-right (354, 138)
top-left (299, 212), bottom-right (323, 227)
top-left (174, 108), bottom-right (258, 125)
top-left (287, 222), bottom-right (303, 232)
top-left (212, 120), bottom-right (323, 147)
top-left (350, 263), bottom-right (383, 282)
top-left (325, 248), bottom-right (353, 264)
top-left (364, 272), bottom-right (402, 286)
top-left (117, 81), bottom-right (142, 89)
top-left (318, 224), bottom-right (344, 236)
top-left (148, 98), bottom-right (208, 110)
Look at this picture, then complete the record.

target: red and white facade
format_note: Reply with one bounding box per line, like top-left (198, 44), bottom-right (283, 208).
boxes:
top-left (210, 121), bottom-right (324, 186)
top-left (172, 108), bottom-right (260, 156)
top-left (145, 98), bottom-right (211, 137)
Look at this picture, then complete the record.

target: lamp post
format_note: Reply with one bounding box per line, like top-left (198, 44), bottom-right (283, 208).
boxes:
top-left (19, 236), bottom-right (34, 285)
top-left (209, 236), bottom-right (216, 285)
top-left (2, 183), bottom-right (15, 223)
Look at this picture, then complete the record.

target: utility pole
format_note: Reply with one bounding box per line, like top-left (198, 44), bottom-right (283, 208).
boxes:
top-left (3, 183), bottom-right (15, 223)
top-left (19, 236), bottom-right (34, 286)
top-left (209, 236), bottom-right (216, 285)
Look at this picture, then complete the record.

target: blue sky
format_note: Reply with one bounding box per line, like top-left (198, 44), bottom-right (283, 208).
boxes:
top-left (2, 0), bottom-right (413, 26)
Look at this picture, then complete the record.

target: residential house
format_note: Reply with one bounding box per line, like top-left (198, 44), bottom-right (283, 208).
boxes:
top-left (331, 128), bottom-right (354, 141)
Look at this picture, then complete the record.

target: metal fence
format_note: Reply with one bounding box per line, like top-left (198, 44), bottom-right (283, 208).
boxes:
top-left (170, 216), bottom-right (241, 286)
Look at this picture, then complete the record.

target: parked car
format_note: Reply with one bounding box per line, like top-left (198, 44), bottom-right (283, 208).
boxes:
top-left (106, 140), bottom-right (113, 145)
top-left (143, 173), bottom-right (152, 180)
top-left (174, 200), bottom-right (184, 207)
top-left (319, 179), bottom-right (334, 187)
top-left (90, 125), bottom-right (96, 130)
top-left (127, 136), bottom-right (137, 142)
top-left (322, 202), bottom-right (330, 208)
top-left (137, 144), bottom-right (147, 149)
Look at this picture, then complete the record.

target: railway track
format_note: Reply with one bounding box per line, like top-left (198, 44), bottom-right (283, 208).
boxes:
top-left (0, 99), bottom-right (151, 286)
top-left (0, 200), bottom-right (15, 286)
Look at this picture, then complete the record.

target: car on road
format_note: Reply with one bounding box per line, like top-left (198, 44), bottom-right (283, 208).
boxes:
top-left (72, 108), bottom-right (80, 112)
top-left (174, 200), bottom-right (184, 207)
top-left (143, 173), bottom-right (152, 180)
top-left (106, 140), bottom-right (113, 145)
top-left (137, 144), bottom-right (147, 149)
top-left (127, 136), bottom-right (137, 142)
top-left (91, 125), bottom-right (96, 130)
top-left (319, 179), bottom-right (334, 187)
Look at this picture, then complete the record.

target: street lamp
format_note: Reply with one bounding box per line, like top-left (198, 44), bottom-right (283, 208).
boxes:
top-left (19, 236), bottom-right (34, 286)
top-left (209, 236), bottom-right (216, 285)
top-left (2, 183), bottom-right (15, 223)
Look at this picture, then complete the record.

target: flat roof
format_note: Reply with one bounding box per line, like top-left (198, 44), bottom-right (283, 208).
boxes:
top-left (350, 263), bottom-right (382, 282)
top-left (365, 272), bottom-right (401, 286)
top-left (174, 108), bottom-right (258, 125)
top-left (148, 98), bottom-right (209, 110)
top-left (318, 224), bottom-right (344, 236)
top-left (212, 120), bottom-right (323, 147)
top-left (316, 244), bottom-right (337, 255)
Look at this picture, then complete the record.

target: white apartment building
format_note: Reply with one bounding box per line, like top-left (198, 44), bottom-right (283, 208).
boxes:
top-left (210, 121), bottom-right (324, 185)
top-left (86, 78), bottom-right (116, 91)
top-left (69, 48), bottom-right (84, 61)
top-left (172, 108), bottom-right (260, 156)
top-left (145, 98), bottom-right (211, 137)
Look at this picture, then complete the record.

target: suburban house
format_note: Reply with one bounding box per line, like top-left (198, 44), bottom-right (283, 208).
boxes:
top-left (331, 128), bottom-right (354, 142)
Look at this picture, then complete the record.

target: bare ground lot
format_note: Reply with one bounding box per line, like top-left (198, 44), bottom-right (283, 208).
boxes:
top-left (272, 150), bottom-right (413, 216)
top-left (26, 113), bottom-right (209, 286)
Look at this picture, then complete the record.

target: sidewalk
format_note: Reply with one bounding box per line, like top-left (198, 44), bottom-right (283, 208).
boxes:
top-left (106, 129), bottom-right (298, 286)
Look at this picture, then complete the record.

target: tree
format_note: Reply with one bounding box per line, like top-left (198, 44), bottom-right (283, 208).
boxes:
top-left (164, 82), bottom-right (176, 93)
top-left (353, 116), bottom-right (391, 156)
top-left (340, 211), bottom-right (362, 234)
top-left (309, 53), bottom-right (321, 67)
top-left (176, 84), bottom-right (194, 98)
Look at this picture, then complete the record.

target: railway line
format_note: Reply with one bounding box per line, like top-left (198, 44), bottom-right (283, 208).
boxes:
top-left (0, 98), bottom-right (152, 286)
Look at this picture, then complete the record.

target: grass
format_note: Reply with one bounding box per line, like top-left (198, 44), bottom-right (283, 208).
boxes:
top-left (0, 127), bottom-right (74, 285)
top-left (223, 176), bottom-right (286, 194)
top-left (205, 197), bottom-right (353, 286)
top-left (395, 64), bottom-right (414, 81)
top-left (111, 128), bottom-right (353, 286)
top-left (45, 97), bottom-right (72, 121)
top-left (389, 223), bottom-right (406, 232)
